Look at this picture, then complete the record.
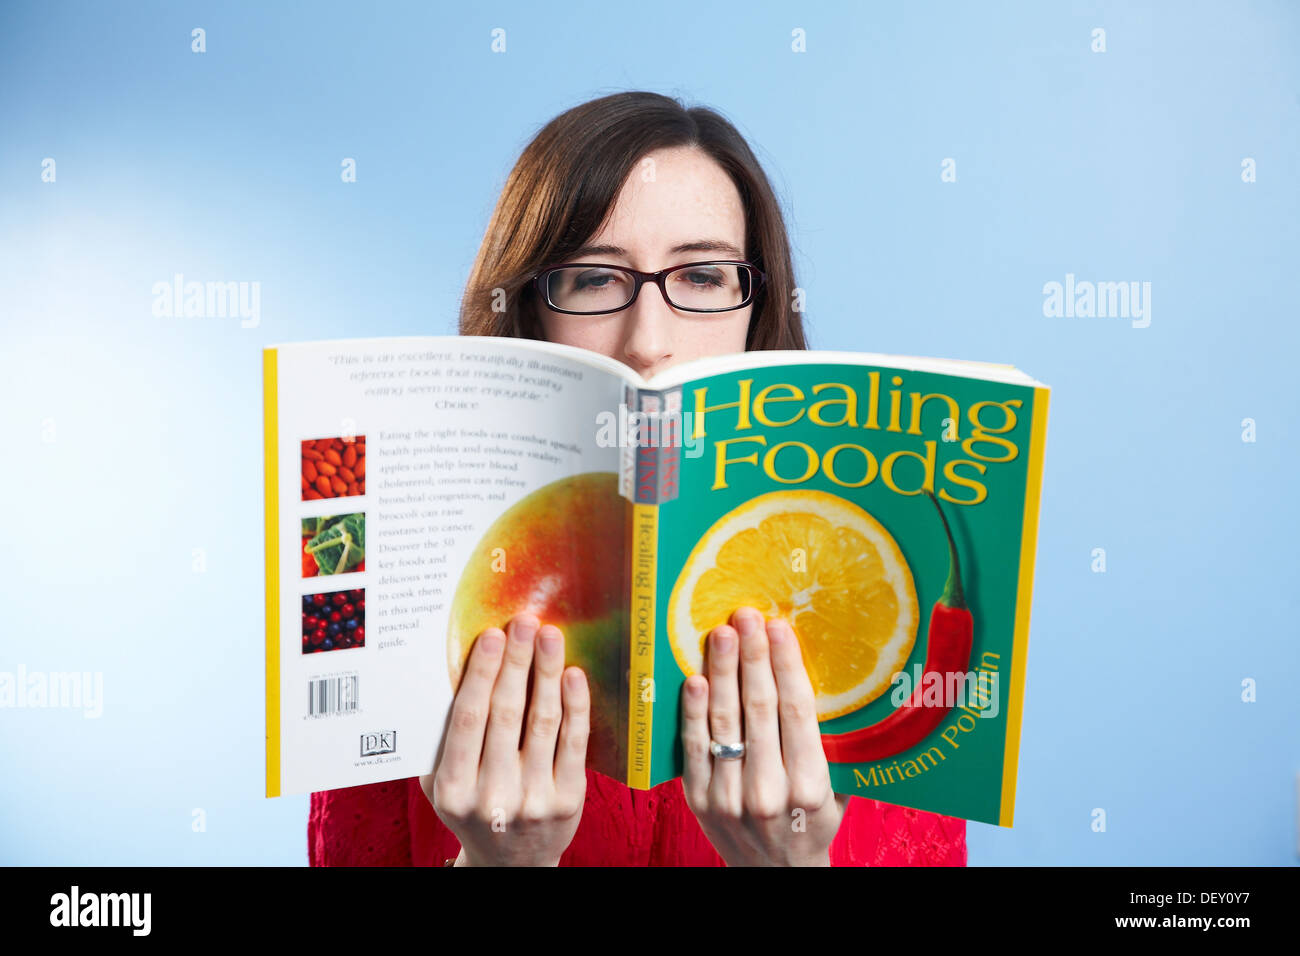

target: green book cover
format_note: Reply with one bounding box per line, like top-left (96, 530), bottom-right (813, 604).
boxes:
top-left (621, 354), bottom-right (1049, 827)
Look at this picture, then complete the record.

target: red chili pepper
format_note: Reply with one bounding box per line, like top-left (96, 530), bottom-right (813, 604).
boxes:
top-left (821, 489), bottom-right (974, 763)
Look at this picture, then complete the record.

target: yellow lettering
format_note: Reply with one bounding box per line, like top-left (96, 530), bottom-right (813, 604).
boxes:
top-left (762, 441), bottom-right (818, 484)
top-left (712, 434), bottom-right (766, 490)
top-left (822, 443), bottom-right (878, 488)
top-left (963, 399), bottom-right (1020, 463)
top-left (907, 392), bottom-right (960, 437)
top-left (753, 383), bottom-right (806, 427)
top-left (882, 441), bottom-right (936, 495)
top-left (809, 382), bottom-right (858, 427)
top-left (692, 378), bottom-right (753, 439)
top-left (940, 458), bottom-right (987, 505)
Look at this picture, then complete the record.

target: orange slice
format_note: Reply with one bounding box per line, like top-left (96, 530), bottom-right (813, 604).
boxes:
top-left (667, 490), bottom-right (918, 720)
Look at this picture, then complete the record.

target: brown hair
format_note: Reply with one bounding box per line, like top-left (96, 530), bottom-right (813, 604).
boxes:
top-left (458, 91), bottom-right (807, 351)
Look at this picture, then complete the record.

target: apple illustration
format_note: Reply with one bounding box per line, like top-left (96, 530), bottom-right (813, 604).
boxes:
top-left (447, 471), bottom-right (628, 780)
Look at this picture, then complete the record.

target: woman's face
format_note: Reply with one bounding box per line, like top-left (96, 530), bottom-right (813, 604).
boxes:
top-left (536, 146), bottom-right (753, 380)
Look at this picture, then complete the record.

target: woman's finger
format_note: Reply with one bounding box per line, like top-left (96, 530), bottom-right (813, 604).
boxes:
top-left (734, 607), bottom-right (783, 802)
top-left (705, 622), bottom-right (743, 810)
top-left (552, 666), bottom-right (590, 810)
top-left (680, 674), bottom-right (712, 811)
top-left (766, 617), bottom-right (827, 786)
top-left (439, 627), bottom-right (506, 785)
top-left (481, 613), bottom-right (539, 777)
top-left (520, 623), bottom-right (566, 789)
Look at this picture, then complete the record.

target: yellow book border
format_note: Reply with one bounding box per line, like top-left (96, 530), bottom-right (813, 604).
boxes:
top-left (626, 503), bottom-right (657, 789)
top-left (264, 349), bottom-right (281, 798)
top-left (999, 385), bottom-right (1050, 826)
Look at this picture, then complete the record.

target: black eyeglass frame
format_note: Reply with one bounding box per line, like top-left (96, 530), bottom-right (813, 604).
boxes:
top-left (531, 259), bottom-right (766, 316)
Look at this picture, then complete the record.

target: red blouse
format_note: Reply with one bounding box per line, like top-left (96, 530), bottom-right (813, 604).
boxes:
top-left (308, 770), bottom-right (966, 866)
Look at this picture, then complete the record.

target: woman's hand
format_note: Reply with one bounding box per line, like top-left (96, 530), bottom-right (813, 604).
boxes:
top-left (681, 606), bottom-right (849, 866)
top-left (420, 613), bottom-right (589, 866)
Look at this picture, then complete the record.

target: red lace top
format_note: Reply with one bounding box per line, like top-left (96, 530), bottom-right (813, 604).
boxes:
top-left (308, 770), bottom-right (966, 866)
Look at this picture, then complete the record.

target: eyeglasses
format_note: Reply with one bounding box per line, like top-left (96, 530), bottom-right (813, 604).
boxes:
top-left (532, 260), bottom-right (765, 315)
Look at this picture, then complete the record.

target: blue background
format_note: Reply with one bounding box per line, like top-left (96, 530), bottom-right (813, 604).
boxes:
top-left (1, 0), bottom-right (1296, 865)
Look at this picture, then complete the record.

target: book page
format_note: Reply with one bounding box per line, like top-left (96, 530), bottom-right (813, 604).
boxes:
top-left (266, 336), bottom-right (627, 797)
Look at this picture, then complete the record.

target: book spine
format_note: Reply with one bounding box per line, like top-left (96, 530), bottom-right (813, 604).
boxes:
top-left (627, 498), bottom-right (657, 790)
top-left (633, 390), bottom-right (661, 504)
top-left (621, 385), bottom-right (686, 787)
top-left (622, 385), bottom-right (684, 507)
top-left (657, 387), bottom-right (682, 504)
top-left (622, 386), bottom-right (675, 789)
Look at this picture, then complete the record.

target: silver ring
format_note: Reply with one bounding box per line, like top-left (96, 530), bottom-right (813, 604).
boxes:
top-left (709, 739), bottom-right (746, 760)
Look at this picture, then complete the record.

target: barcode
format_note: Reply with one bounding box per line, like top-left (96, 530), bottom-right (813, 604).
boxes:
top-left (308, 675), bottom-right (358, 716)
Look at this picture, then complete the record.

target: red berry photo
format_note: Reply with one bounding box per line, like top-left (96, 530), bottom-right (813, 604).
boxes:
top-left (301, 588), bottom-right (365, 654)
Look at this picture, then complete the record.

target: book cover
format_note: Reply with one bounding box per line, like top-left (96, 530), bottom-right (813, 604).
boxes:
top-left (621, 357), bottom-right (1049, 826)
top-left (264, 336), bottom-right (1048, 827)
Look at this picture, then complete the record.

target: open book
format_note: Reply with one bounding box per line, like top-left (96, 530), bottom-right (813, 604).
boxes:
top-left (264, 335), bottom-right (1049, 826)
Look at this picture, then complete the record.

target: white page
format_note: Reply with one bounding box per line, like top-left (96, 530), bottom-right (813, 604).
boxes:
top-left (269, 336), bottom-right (622, 796)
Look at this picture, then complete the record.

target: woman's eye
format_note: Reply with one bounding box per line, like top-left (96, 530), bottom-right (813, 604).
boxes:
top-left (574, 271), bottom-right (623, 291)
top-left (680, 269), bottom-right (724, 287)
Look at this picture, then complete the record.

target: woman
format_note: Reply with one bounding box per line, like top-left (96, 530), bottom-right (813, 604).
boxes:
top-left (309, 91), bottom-right (967, 866)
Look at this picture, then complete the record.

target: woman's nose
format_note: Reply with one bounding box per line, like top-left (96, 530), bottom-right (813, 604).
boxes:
top-left (621, 282), bottom-right (674, 372)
